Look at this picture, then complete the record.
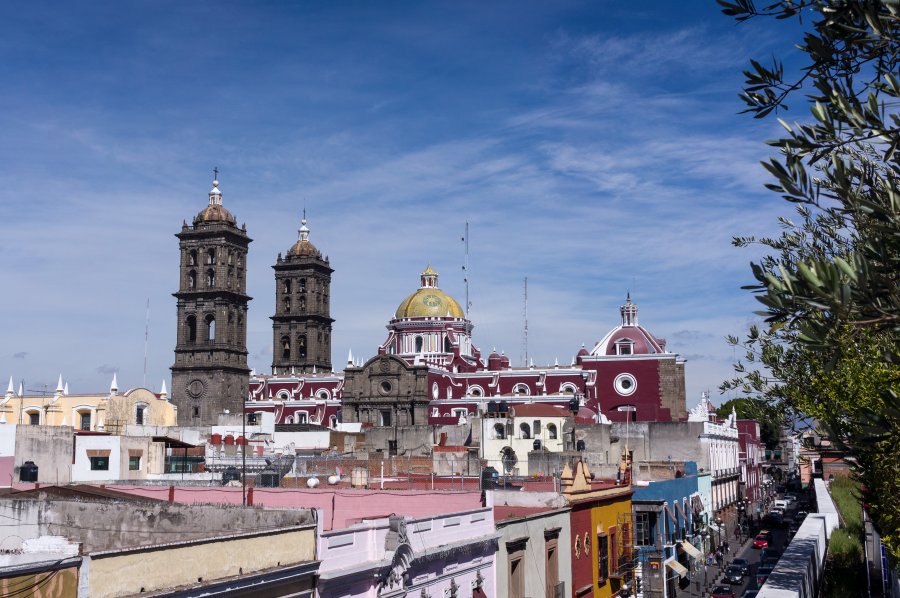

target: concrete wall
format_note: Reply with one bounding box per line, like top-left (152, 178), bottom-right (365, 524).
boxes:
top-left (86, 525), bottom-right (315, 598)
top-left (0, 496), bottom-right (315, 553)
top-left (72, 435), bottom-right (121, 482)
top-left (14, 425), bottom-right (73, 484)
top-left (365, 425), bottom-right (432, 455)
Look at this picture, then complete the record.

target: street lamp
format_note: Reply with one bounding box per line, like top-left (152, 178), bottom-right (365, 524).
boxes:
top-left (715, 516), bottom-right (724, 558)
top-left (699, 529), bottom-right (709, 589)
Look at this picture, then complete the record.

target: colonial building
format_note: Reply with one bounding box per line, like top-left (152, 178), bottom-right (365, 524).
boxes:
top-left (271, 212), bottom-right (334, 375)
top-left (171, 175), bottom-right (252, 425)
top-left (249, 266), bottom-right (688, 433)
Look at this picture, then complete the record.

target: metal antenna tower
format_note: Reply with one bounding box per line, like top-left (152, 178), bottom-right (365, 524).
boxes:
top-left (462, 222), bottom-right (471, 320)
top-left (143, 298), bottom-right (150, 388)
top-left (522, 277), bottom-right (529, 367)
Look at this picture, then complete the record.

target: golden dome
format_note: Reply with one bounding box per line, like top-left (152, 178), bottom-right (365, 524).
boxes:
top-left (394, 266), bottom-right (465, 319)
top-left (287, 238), bottom-right (321, 258)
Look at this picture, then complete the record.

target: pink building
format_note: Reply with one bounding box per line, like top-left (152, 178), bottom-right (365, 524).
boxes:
top-left (316, 508), bottom-right (498, 598)
top-left (737, 419), bottom-right (764, 519)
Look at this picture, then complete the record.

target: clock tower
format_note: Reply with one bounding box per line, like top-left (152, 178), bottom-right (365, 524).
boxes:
top-left (271, 212), bottom-right (334, 374)
top-left (171, 173), bottom-right (252, 425)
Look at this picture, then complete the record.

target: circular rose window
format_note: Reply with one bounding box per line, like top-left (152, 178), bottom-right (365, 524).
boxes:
top-left (379, 380), bottom-right (392, 395)
top-left (614, 373), bottom-right (637, 396)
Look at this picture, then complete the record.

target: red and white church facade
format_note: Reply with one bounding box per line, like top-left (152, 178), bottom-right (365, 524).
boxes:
top-left (247, 265), bottom-right (687, 427)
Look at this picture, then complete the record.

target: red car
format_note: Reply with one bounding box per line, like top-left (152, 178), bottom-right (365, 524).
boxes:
top-left (711, 585), bottom-right (736, 598)
top-left (752, 533), bottom-right (770, 549)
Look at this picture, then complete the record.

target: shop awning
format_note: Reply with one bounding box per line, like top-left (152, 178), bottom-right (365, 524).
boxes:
top-left (665, 559), bottom-right (688, 578)
top-left (678, 541), bottom-right (702, 559)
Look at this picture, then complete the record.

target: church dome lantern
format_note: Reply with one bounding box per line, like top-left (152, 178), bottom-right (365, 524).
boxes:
top-left (287, 213), bottom-right (323, 259)
top-left (194, 176), bottom-right (236, 225)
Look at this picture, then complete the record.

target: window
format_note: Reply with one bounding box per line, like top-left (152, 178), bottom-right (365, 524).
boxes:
top-left (298, 335), bottom-right (307, 359)
top-left (186, 316), bottom-right (197, 343)
top-left (616, 339), bottom-right (634, 355)
top-left (188, 270), bottom-right (196, 289)
top-left (90, 456), bottom-right (109, 471)
top-left (415, 336), bottom-right (424, 353)
top-left (228, 251), bottom-right (233, 265)
top-left (533, 420), bottom-right (541, 436)
top-left (493, 423), bottom-right (506, 439)
top-left (136, 406), bottom-right (146, 425)
top-left (192, 406), bottom-right (200, 418)
top-left (206, 315), bottom-right (215, 341)
top-left (609, 526), bottom-right (618, 573)
top-left (635, 512), bottom-right (653, 546)
top-left (207, 249), bottom-right (216, 265)
top-left (513, 383), bottom-right (529, 395)
top-left (189, 250), bottom-right (197, 266)
top-left (281, 336), bottom-right (291, 359)
top-left (547, 423), bottom-right (558, 440)
top-left (283, 297), bottom-right (291, 312)
top-left (469, 387), bottom-right (482, 397)
top-left (79, 411), bottom-right (91, 431)
top-left (380, 410), bottom-right (391, 426)
top-left (295, 412), bottom-right (308, 424)
top-left (519, 423), bottom-right (531, 439)
top-left (283, 280), bottom-right (292, 294)
top-left (299, 295), bottom-right (306, 310)
top-left (28, 412), bottom-right (39, 425)
top-left (129, 456), bottom-right (141, 470)
top-left (444, 337), bottom-right (452, 352)
top-left (545, 538), bottom-right (559, 598)
top-left (299, 278), bottom-right (306, 292)
top-left (561, 383), bottom-right (577, 395)
top-left (597, 532), bottom-right (609, 584)
top-left (206, 269), bottom-right (215, 287)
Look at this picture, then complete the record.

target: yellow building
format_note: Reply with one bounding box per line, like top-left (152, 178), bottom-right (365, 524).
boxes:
top-left (1, 375), bottom-right (177, 431)
top-left (563, 461), bottom-right (635, 598)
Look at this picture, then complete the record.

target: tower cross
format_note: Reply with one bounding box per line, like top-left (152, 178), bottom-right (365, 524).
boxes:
top-left (213, 166), bottom-right (219, 180)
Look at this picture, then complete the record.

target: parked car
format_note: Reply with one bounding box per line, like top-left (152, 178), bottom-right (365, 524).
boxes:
top-left (773, 499), bottom-right (788, 510)
top-left (794, 510), bottom-right (809, 523)
top-left (724, 565), bottom-right (745, 584)
top-left (784, 493), bottom-right (798, 504)
top-left (760, 547), bottom-right (782, 562)
top-left (753, 533), bottom-right (771, 549)
top-left (756, 564), bottom-right (775, 586)
top-left (711, 585), bottom-right (737, 598)
top-left (732, 557), bottom-right (751, 575)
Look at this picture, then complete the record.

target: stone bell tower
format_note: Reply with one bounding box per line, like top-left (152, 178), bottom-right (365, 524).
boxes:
top-left (271, 212), bottom-right (334, 374)
top-left (171, 172), bottom-right (252, 425)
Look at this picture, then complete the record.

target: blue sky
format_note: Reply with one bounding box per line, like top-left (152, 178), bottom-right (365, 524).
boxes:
top-left (1, 1), bottom-right (801, 406)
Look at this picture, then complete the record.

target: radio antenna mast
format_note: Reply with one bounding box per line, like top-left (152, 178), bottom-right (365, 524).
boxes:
top-left (462, 222), bottom-right (470, 320)
top-left (522, 277), bottom-right (529, 367)
top-left (143, 298), bottom-right (150, 388)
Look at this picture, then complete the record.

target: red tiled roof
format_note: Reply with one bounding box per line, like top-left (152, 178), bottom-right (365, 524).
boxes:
top-left (510, 403), bottom-right (573, 418)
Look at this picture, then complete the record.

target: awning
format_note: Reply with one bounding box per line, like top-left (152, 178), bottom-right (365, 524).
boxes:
top-left (678, 541), bottom-right (702, 559)
top-left (665, 559), bottom-right (688, 578)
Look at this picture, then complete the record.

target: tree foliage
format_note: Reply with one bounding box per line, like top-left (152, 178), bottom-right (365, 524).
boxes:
top-left (715, 397), bottom-right (783, 449)
top-left (718, 0), bottom-right (900, 558)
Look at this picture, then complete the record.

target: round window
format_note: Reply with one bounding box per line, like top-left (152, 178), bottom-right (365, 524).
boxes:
top-left (379, 381), bottom-right (392, 395)
top-left (614, 373), bottom-right (637, 396)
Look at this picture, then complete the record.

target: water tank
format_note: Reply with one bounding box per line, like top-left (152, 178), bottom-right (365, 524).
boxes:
top-left (481, 466), bottom-right (499, 490)
top-left (350, 467), bottom-right (369, 488)
top-left (19, 461), bottom-right (38, 483)
top-left (576, 439), bottom-right (586, 451)
top-left (223, 435), bottom-right (235, 446)
top-left (533, 439), bottom-right (542, 451)
top-left (306, 477), bottom-right (320, 488)
top-left (327, 475), bottom-right (339, 485)
top-left (221, 466), bottom-right (241, 485)
top-left (258, 469), bottom-right (280, 488)
top-left (487, 400), bottom-right (498, 414)
top-left (210, 433), bottom-right (222, 445)
top-left (498, 400), bottom-right (508, 414)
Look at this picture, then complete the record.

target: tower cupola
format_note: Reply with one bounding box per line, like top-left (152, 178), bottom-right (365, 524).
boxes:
top-left (620, 293), bottom-right (638, 326)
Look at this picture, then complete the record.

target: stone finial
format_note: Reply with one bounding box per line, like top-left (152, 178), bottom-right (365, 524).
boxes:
top-left (63, 382), bottom-right (69, 396)
top-left (160, 379), bottom-right (168, 400)
top-left (110, 373), bottom-right (119, 395)
top-left (347, 348), bottom-right (354, 365)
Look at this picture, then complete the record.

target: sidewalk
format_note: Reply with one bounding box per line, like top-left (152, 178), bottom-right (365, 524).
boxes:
top-left (696, 532), bottom-right (756, 595)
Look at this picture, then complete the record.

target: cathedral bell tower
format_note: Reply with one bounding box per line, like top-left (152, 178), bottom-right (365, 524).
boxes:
top-left (271, 212), bottom-right (334, 374)
top-left (171, 173), bottom-right (252, 425)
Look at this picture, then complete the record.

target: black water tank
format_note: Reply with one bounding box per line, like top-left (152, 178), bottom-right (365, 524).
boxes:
top-left (576, 439), bottom-right (586, 451)
top-left (498, 400), bottom-right (508, 414)
top-left (481, 466), bottom-right (499, 490)
top-left (487, 400), bottom-right (498, 414)
top-left (258, 469), bottom-right (280, 488)
top-left (222, 466), bottom-right (241, 485)
top-left (19, 461), bottom-right (38, 482)
top-left (533, 439), bottom-right (542, 451)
